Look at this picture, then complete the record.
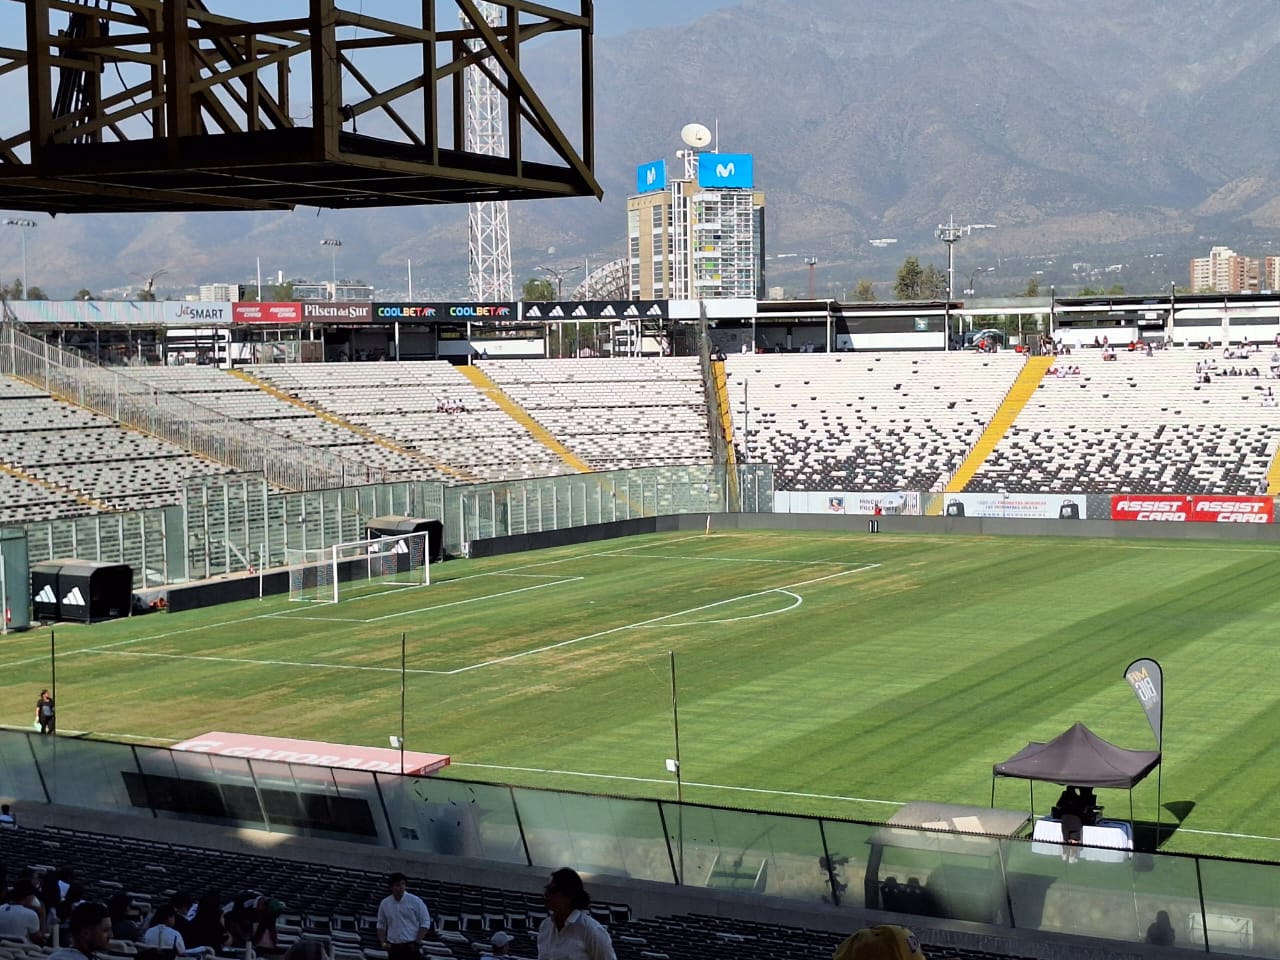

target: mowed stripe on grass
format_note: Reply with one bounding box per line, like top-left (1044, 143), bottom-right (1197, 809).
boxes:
top-left (1, 530), bottom-right (1278, 859)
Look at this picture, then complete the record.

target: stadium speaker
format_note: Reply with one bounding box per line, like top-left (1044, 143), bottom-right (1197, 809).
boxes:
top-left (945, 501), bottom-right (965, 517)
top-left (1059, 501), bottom-right (1080, 520)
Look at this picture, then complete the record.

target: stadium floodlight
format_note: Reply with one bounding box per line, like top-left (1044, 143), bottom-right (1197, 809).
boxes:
top-left (936, 215), bottom-right (996, 351)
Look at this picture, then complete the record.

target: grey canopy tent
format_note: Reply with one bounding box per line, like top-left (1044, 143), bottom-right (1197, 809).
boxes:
top-left (991, 721), bottom-right (1162, 843)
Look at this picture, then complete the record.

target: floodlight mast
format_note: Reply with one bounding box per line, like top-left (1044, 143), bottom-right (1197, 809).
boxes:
top-left (935, 216), bottom-right (995, 351)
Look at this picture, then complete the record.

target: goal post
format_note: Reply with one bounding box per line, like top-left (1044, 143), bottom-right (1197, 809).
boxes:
top-left (285, 530), bottom-right (431, 603)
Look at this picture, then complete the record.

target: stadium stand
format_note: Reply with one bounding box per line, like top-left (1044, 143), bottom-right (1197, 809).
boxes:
top-left (0, 375), bottom-right (229, 522)
top-left (479, 358), bottom-right (713, 469)
top-left (245, 362), bottom-right (572, 481)
top-left (138, 368), bottom-right (454, 483)
top-left (966, 349), bottom-right (1280, 494)
top-left (722, 354), bottom-right (1027, 490)
top-left (0, 819), bottom-right (1061, 960)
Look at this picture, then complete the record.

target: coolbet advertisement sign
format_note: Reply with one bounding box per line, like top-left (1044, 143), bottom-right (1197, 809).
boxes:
top-left (697, 152), bottom-right (753, 189)
top-left (636, 159), bottom-right (667, 194)
top-left (1109, 495), bottom-right (1274, 523)
top-left (232, 302), bottom-right (302, 324)
top-left (373, 303), bottom-right (514, 322)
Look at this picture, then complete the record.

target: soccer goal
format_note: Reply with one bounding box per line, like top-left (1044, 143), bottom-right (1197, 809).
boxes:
top-left (285, 530), bottom-right (431, 603)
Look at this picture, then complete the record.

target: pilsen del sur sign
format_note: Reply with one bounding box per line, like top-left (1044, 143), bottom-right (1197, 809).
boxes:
top-left (372, 302), bottom-right (515, 323)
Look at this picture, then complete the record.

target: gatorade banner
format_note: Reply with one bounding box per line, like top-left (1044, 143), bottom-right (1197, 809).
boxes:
top-left (1124, 658), bottom-right (1164, 748)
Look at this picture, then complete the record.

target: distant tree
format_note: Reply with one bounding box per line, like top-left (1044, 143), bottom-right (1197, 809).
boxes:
top-left (921, 264), bottom-right (948, 299)
top-left (137, 288), bottom-right (156, 302)
top-left (1023, 277), bottom-right (1041, 298)
top-left (266, 281), bottom-right (295, 301)
top-left (1, 278), bottom-right (23, 300)
top-left (25, 286), bottom-right (47, 300)
top-left (894, 257), bottom-right (924, 300)
top-left (523, 277), bottom-right (555, 301)
top-left (853, 279), bottom-right (876, 302)
top-left (1079, 284), bottom-right (1126, 297)
top-left (75, 288), bottom-right (94, 301)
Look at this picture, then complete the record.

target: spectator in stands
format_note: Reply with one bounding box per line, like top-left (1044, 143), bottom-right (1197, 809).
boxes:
top-left (377, 872), bottom-right (433, 960)
top-left (537, 868), bottom-right (616, 960)
top-left (0, 803), bottom-right (16, 827)
top-left (36, 689), bottom-right (55, 735)
top-left (49, 901), bottom-right (113, 960)
top-left (169, 891), bottom-right (196, 938)
top-left (107, 893), bottom-right (139, 943)
top-left (0, 880), bottom-right (45, 944)
top-left (1146, 910), bottom-right (1176, 947)
top-left (224, 892), bottom-right (284, 950)
top-left (185, 894), bottom-right (228, 952)
top-left (482, 931), bottom-right (516, 959)
top-left (832, 924), bottom-right (926, 960)
top-left (142, 902), bottom-right (206, 955)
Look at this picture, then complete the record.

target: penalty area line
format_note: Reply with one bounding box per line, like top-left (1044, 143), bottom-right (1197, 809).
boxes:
top-left (446, 563), bottom-right (879, 674)
top-left (453, 762), bottom-right (903, 807)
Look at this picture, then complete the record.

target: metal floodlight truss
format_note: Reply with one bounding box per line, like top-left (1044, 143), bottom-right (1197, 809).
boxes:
top-left (0, 0), bottom-right (600, 213)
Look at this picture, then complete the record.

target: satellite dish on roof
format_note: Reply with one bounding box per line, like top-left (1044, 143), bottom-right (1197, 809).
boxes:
top-left (680, 123), bottom-right (712, 149)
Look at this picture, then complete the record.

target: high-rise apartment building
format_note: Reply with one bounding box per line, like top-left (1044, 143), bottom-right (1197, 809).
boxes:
top-left (1189, 246), bottom-right (1257, 294)
top-left (627, 142), bottom-right (765, 300)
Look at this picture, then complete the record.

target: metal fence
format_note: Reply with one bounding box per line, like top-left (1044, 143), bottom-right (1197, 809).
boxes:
top-left (0, 324), bottom-right (384, 491)
top-left (13, 464), bottom-right (774, 587)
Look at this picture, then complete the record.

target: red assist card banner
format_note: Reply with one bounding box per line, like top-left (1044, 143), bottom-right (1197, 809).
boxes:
top-left (1110, 495), bottom-right (1273, 523)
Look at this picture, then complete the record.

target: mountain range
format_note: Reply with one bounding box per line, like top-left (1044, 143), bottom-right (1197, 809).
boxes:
top-left (10, 0), bottom-right (1280, 299)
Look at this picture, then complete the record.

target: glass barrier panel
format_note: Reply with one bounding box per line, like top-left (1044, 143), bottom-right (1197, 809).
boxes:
top-left (515, 789), bottom-right (674, 883)
top-left (1198, 856), bottom-right (1280, 957)
top-left (32, 736), bottom-right (140, 814)
top-left (1003, 834), bottom-right (1154, 940)
top-left (246, 759), bottom-right (381, 842)
top-left (662, 803), bottom-right (831, 903)
top-left (0, 732), bottom-right (51, 804)
top-left (379, 776), bottom-right (525, 862)
top-left (815, 819), bottom-right (884, 911)
top-left (863, 823), bottom-right (1011, 926)
top-left (133, 745), bottom-right (265, 828)
top-left (1128, 851), bottom-right (1206, 954)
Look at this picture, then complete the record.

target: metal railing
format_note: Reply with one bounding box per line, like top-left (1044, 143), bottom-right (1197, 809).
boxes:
top-left (0, 325), bottom-right (385, 491)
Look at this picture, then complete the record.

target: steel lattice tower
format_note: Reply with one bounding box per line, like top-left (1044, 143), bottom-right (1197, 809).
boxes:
top-left (465, 2), bottom-right (514, 302)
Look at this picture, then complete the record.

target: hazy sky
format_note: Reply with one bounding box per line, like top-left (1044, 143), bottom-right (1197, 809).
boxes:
top-left (595, 0), bottom-right (739, 35)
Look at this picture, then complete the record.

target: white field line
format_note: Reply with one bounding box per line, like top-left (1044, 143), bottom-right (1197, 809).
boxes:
top-left (589, 551), bottom-right (844, 565)
top-left (634, 589), bottom-right (803, 627)
top-left (88, 563), bottom-right (879, 677)
top-left (443, 564), bottom-right (879, 675)
top-left (452, 761), bottom-right (903, 806)
top-left (347, 577), bottom-right (585, 624)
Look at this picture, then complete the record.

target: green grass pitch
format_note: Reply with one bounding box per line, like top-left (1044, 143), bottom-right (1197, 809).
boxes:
top-left (3, 529), bottom-right (1279, 862)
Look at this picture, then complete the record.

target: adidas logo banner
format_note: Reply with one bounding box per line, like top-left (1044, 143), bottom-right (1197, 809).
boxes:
top-left (62, 586), bottom-right (86, 607)
top-left (35, 585), bottom-right (56, 604)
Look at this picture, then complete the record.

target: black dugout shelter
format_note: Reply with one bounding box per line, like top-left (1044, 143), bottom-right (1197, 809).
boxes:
top-left (30, 559), bottom-right (132, 623)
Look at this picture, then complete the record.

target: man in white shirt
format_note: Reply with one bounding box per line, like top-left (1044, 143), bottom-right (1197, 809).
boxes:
top-left (537, 869), bottom-right (616, 960)
top-left (376, 872), bottom-right (432, 960)
top-left (0, 882), bottom-right (43, 944)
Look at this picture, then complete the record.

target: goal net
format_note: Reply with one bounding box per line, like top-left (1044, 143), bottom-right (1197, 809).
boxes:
top-left (285, 530), bottom-right (431, 603)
